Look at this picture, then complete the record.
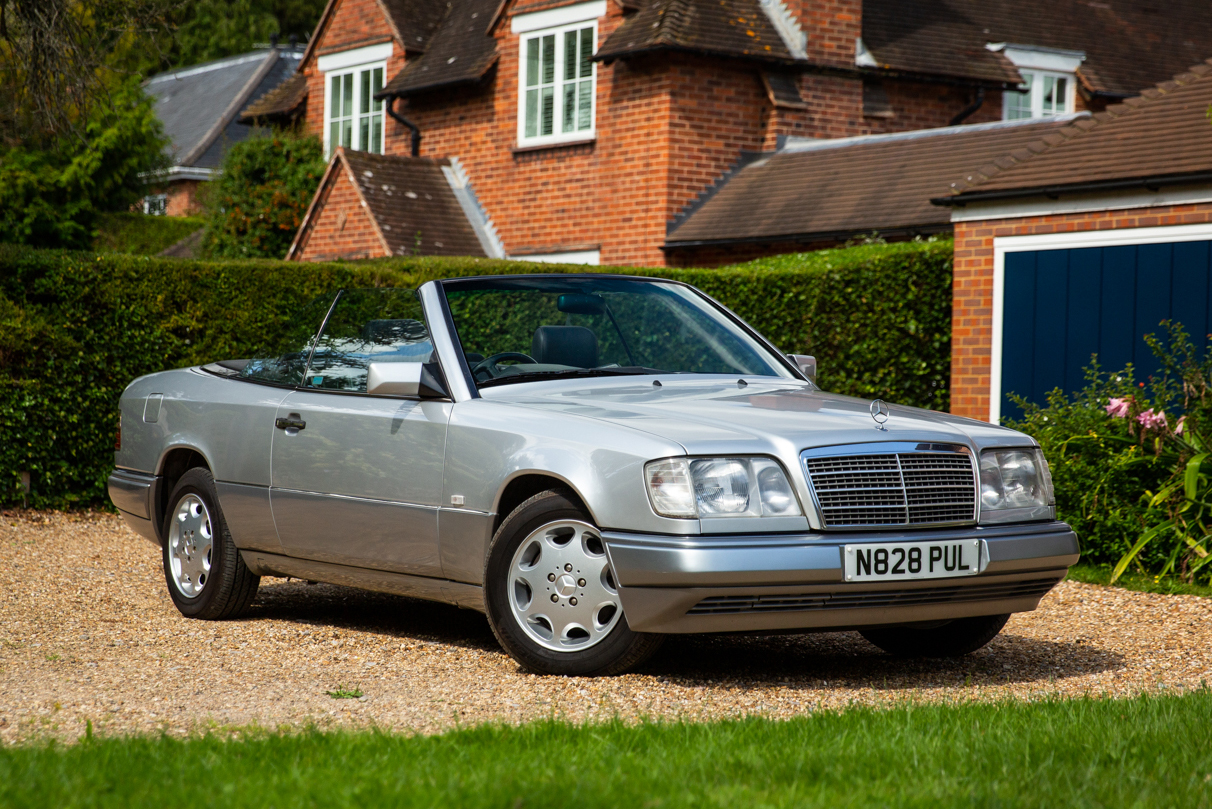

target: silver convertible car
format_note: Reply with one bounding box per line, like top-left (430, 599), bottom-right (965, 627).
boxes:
top-left (109, 275), bottom-right (1079, 675)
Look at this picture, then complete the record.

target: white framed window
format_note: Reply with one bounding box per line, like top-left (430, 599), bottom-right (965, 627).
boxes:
top-left (513, 1), bottom-right (605, 147)
top-left (318, 44), bottom-right (393, 157)
top-left (990, 44), bottom-right (1083, 122)
top-left (143, 194), bottom-right (167, 216)
top-left (1004, 70), bottom-right (1072, 120)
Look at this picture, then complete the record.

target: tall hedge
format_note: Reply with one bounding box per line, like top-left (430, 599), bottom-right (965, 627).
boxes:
top-left (0, 240), bottom-right (952, 507)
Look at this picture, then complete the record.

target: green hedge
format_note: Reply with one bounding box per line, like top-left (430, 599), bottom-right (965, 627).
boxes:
top-left (0, 239), bottom-right (952, 507)
top-left (92, 212), bottom-right (206, 256)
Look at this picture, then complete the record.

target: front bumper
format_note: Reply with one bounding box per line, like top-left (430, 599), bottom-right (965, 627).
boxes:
top-left (602, 521), bottom-right (1079, 634)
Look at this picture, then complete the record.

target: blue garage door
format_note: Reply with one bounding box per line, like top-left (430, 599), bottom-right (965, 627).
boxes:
top-left (1001, 240), bottom-right (1212, 421)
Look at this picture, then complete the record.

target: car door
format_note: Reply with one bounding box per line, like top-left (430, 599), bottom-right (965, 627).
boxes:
top-left (269, 288), bottom-right (452, 578)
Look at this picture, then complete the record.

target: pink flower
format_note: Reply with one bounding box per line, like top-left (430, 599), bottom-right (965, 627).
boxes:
top-left (1137, 408), bottom-right (1168, 431)
top-left (1176, 416), bottom-right (1186, 436)
top-left (1105, 397), bottom-right (1131, 418)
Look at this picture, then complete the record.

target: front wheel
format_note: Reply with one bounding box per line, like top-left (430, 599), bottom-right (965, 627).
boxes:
top-left (859, 613), bottom-right (1010, 657)
top-left (162, 468), bottom-right (260, 620)
top-left (484, 489), bottom-right (663, 676)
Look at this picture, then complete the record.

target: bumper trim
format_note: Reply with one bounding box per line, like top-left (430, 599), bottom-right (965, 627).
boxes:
top-left (108, 469), bottom-right (160, 546)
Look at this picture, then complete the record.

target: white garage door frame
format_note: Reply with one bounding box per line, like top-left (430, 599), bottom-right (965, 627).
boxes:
top-left (989, 222), bottom-right (1212, 424)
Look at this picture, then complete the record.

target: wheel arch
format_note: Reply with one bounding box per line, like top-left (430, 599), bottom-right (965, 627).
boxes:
top-left (153, 445), bottom-right (213, 543)
top-left (492, 472), bottom-right (594, 535)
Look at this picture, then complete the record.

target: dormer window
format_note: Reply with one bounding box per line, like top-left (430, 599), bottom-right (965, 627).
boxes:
top-left (318, 43), bottom-right (392, 157)
top-left (512, 1), bottom-right (606, 147)
top-left (989, 44), bottom-right (1083, 121)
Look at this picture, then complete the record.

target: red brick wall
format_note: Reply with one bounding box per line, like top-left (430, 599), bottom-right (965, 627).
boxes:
top-left (788, 0), bottom-right (861, 68)
top-left (294, 160), bottom-right (388, 260)
top-left (866, 82), bottom-right (1003, 134)
top-left (951, 202), bottom-right (1212, 422)
top-left (165, 180), bottom-right (203, 216)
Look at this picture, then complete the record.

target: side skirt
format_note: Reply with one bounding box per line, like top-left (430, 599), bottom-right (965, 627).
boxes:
top-left (240, 551), bottom-right (485, 613)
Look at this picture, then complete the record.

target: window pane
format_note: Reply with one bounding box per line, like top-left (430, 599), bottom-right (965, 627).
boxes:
top-left (239, 295), bottom-right (337, 388)
top-left (525, 88), bottom-right (539, 137)
top-left (371, 114), bottom-right (382, 153)
top-left (359, 117), bottom-right (369, 151)
top-left (526, 37), bottom-right (539, 87)
top-left (578, 80), bottom-right (592, 130)
top-left (342, 73), bottom-right (353, 116)
top-left (306, 289), bottom-right (432, 393)
top-left (562, 83), bottom-right (575, 132)
top-left (579, 27), bottom-right (593, 78)
top-left (330, 74), bottom-right (341, 114)
top-left (341, 118), bottom-right (352, 147)
top-left (541, 35), bottom-right (555, 84)
top-left (1054, 77), bottom-right (1067, 112)
top-left (541, 86), bottom-right (553, 136)
top-left (360, 69), bottom-right (370, 115)
top-left (564, 30), bottom-right (577, 82)
top-left (329, 121), bottom-right (339, 151)
top-left (372, 67), bottom-right (384, 112)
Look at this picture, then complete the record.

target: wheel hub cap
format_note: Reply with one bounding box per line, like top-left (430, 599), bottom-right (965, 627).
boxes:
top-left (507, 520), bottom-right (622, 652)
top-left (168, 494), bottom-right (213, 598)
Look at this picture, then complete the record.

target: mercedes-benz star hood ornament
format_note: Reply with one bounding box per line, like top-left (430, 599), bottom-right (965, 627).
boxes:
top-left (870, 398), bottom-right (890, 429)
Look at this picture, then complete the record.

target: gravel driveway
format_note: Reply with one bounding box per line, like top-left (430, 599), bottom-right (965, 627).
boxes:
top-left (2, 510), bottom-right (1210, 743)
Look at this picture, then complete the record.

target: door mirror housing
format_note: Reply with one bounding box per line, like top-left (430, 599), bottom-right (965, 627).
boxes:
top-left (366, 362), bottom-right (449, 398)
top-left (788, 354), bottom-right (816, 383)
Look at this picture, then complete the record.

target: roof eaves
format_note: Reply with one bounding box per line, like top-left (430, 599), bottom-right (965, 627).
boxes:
top-left (287, 149), bottom-right (346, 260)
top-left (664, 222), bottom-right (954, 249)
top-left (376, 52), bottom-right (499, 98)
top-left (933, 171), bottom-right (1212, 208)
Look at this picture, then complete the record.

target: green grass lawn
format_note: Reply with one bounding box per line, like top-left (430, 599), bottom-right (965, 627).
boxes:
top-left (1067, 562), bottom-right (1212, 598)
top-left (92, 212), bottom-right (205, 255)
top-left (3, 691), bottom-right (1210, 808)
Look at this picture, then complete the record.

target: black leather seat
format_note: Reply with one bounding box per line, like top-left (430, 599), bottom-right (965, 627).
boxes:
top-left (362, 318), bottom-right (429, 344)
top-left (531, 325), bottom-right (599, 368)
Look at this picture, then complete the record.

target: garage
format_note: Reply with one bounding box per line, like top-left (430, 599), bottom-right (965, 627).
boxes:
top-left (937, 58), bottom-right (1212, 423)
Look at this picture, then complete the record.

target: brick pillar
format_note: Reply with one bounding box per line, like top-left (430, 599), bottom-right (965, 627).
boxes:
top-left (786, 0), bottom-right (862, 69)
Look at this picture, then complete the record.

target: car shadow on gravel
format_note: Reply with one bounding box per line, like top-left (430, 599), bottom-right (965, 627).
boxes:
top-left (639, 630), bottom-right (1125, 690)
top-left (245, 580), bottom-right (500, 652)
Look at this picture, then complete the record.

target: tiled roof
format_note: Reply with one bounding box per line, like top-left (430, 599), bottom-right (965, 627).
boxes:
top-left (380, 0), bottom-right (500, 96)
top-left (381, 0), bottom-right (453, 52)
top-left (291, 150), bottom-right (489, 258)
top-left (240, 73), bottom-right (308, 122)
top-left (596, 0), bottom-right (797, 64)
top-left (665, 115), bottom-right (1080, 247)
top-left (145, 48), bottom-right (304, 168)
top-left (940, 59), bottom-right (1212, 202)
top-left (863, 0), bottom-right (1212, 97)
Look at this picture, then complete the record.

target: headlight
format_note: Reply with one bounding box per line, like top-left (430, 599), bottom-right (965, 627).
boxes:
top-left (979, 448), bottom-right (1054, 517)
top-left (645, 457), bottom-right (802, 519)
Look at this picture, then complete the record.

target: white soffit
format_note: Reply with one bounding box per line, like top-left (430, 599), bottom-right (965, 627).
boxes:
top-left (317, 42), bottom-right (394, 72)
top-left (951, 183), bottom-right (1212, 223)
top-left (986, 42), bottom-right (1085, 74)
top-left (512, 250), bottom-right (601, 265)
top-left (511, 1), bottom-right (607, 34)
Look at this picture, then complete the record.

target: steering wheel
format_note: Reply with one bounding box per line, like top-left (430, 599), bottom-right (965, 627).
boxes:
top-left (472, 352), bottom-right (538, 380)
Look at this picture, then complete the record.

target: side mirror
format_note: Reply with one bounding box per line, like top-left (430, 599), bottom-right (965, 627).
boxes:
top-left (788, 354), bottom-right (816, 383)
top-left (367, 362), bottom-right (449, 398)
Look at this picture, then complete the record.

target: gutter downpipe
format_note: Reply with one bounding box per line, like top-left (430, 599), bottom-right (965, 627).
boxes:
top-left (387, 96), bottom-right (422, 157)
top-left (948, 87), bottom-right (985, 127)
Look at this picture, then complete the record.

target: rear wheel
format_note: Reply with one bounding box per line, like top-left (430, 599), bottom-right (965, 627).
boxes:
top-left (859, 613), bottom-right (1010, 657)
top-left (162, 468), bottom-right (259, 620)
top-left (484, 489), bottom-right (663, 676)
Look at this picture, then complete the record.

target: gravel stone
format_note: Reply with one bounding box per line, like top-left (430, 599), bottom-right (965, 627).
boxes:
top-left (2, 510), bottom-right (1211, 743)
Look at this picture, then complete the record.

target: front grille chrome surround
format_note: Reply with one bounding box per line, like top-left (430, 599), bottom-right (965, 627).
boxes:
top-left (801, 442), bottom-right (978, 530)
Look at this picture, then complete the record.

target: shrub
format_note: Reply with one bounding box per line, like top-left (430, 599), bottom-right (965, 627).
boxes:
top-left (1005, 322), bottom-right (1212, 581)
top-left (0, 239), bottom-right (952, 508)
top-left (93, 212), bottom-right (206, 255)
top-left (200, 132), bottom-right (327, 259)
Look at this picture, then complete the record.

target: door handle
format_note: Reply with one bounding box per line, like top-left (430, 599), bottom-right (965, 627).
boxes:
top-left (275, 416), bottom-right (306, 431)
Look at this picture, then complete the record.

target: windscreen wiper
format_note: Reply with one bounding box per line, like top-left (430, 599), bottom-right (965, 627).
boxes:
top-left (478, 367), bottom-right (667, 387)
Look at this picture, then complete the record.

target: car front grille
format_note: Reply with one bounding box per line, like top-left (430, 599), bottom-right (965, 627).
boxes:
top-left (803, 447), bottom-right (977, 529)
top-left (685, 577), bottom-right (1061, 616)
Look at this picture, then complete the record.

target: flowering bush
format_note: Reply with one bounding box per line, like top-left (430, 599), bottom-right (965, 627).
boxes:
top-left (1006, 321), bottom-right (1212, 583)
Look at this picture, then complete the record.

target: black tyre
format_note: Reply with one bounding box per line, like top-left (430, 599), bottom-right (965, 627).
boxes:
top-left (161, 467), bottom-right (260, 620)
top-left (860, 613), bottom-right (1010, 657)
top-left (484, 489), bottom-right (663, 676)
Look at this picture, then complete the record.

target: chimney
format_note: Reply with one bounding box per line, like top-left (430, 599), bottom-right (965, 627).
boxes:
top-left (785, 0), bottom-right (862, 68)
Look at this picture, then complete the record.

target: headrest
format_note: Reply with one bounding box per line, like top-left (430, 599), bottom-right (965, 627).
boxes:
top-left (362, 319), bottom-right (428, 345)
top-left (531, 325), bottom-right (599, 368)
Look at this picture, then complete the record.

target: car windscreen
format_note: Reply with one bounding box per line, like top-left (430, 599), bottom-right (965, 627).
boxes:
top-left (443, 277), bottom-right (794, 387)
top-left (236, 294), bottom-right (337, 387)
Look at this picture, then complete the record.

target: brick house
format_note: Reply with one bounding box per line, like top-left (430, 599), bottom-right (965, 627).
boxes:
top-left (241, 0), bottom-right (1212, 265)
top-left (933, 59), bottom-right (1212, 423)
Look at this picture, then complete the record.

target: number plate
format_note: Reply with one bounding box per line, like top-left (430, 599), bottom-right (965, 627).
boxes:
top-left (843, 539), bottom-right (982, 582)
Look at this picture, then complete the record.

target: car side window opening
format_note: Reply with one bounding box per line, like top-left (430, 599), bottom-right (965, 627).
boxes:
top-left (444, 278), bottom-right (792, 385)
top-left (304, 288), bottom-right (434, 393)
top-left (237, 294), bottom-right (338, 387)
